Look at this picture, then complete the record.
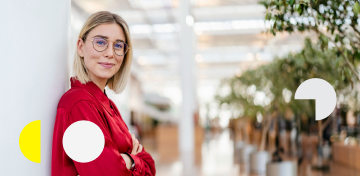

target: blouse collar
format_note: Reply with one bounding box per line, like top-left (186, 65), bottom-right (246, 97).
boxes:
top-left (70, 76), bottom-right (114, 116)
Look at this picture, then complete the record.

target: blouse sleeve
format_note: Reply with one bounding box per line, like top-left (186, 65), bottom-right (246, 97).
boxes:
top-left (52, 108), bottom-right (78, 176)
top-left (70, 99), bottom-right (137, 176)
top-left (56, 99), bottom-right (135, 176)
top-left (127, 147), bottom-right (156, 176)
top-left (109, 100), bottom-right (156, 176)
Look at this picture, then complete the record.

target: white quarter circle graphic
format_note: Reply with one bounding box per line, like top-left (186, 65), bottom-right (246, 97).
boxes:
top-left (294, 78), bottom-right (337, 121)
top-left (62, 120), bottom-right (105, 163)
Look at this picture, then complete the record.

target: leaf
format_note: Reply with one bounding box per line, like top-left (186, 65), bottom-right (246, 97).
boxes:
top-left (317, 14), bottom-right (324, 21)
top-left (285, 26), bottom-right (294, 33)
top-left (258, 0), bottom-right (269, 9)
top-left (273, 21), bottom-right (277, 31)
top-left (298, 24), bottom-right (305, 32)
top-left (355, 51), bottom-right (360, 61)
top-left (297, 4), bottom-right (304, 15)
top-left (335, 34), bottom-right (340, 43)
top-left (331, 27), bottom-right (335, 34)
top-left (290, 0), bottom-right (295, 5)
top-left (265, 13), bottom-right (272, 21)
top-left (335, 57), bottom-right (341, 67)
top-left (344, 49), bottom-right (348, 58)
top-left (354, 2), bottom-right (360, 15)
top-left (270, 28), bottom-right (276, 35)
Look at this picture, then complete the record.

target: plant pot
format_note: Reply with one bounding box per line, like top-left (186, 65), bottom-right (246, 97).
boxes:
top-left (322, 142), bottom-right (331, 160)
top-left (266, 161), bottom-right (297, 176)
top-left (239, 145), bottom-right (257, 163)
top-left (249, 151), bottom-right (271, 174)
top-left (234, 141), bottom-right (246, 164)
top-left (235, 140), bottom-right (245, 149)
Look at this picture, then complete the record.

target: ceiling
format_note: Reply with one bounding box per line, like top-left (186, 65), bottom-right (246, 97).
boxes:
top-left (71, 0), bottom-right (314, 113)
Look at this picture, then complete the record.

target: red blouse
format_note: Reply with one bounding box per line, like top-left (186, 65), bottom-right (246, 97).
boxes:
top-left (51, 77), bottom-right (156, 176)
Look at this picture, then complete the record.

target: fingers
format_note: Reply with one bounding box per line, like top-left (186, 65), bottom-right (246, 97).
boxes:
top-left (120, 153), bottom-right (131, 169)
top-left (131, 137), bottom-right (139, 155)
top-left (136, 144), bottom-right (143, 153)
top-left (131, 134), bottom-right (136, 154)
top-left (131, 134), bottom-right (136, 146)
top-left (131, 133), bottom-right (143, 155)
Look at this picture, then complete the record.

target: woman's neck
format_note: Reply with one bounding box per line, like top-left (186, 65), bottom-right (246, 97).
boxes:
top-left (88, 74), bottom-right (107, 93)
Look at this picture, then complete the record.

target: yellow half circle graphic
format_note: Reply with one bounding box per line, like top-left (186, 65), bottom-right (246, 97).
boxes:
top-left (19, 120), bottom-right (41, 163)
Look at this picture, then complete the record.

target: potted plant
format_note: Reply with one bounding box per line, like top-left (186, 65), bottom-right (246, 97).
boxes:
top-left (216, 37), bottom-right (353, 174)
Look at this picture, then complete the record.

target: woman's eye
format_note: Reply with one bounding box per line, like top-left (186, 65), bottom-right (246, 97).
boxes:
top-left (114, 43), bottom-right (124, 49)
top-left (96, 41), bottom-right (106, 45)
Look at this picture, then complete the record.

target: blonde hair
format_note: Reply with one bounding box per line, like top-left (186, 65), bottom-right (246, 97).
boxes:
top-left (73, 11), bottom-right (133, 94)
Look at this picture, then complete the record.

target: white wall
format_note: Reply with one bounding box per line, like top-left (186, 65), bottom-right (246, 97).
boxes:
top-left (0, 0), bottom-right (70, 175)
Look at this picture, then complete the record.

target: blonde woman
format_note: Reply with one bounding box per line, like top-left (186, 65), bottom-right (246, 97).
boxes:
top-left (51, 11), bottom-right (156, 176)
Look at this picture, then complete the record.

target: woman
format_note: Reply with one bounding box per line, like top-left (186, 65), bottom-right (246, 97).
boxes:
top-left (51, 11), bottom-right (156, 176)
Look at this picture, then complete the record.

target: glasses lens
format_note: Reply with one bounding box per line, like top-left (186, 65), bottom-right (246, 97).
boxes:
top-left (93, 38), bottom-right (108, 52)
top-left (114, 42), bottom-right (128, 56)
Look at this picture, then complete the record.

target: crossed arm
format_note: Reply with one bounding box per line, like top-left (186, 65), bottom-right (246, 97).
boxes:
top-left (68, 100), bottom-right (155, 176)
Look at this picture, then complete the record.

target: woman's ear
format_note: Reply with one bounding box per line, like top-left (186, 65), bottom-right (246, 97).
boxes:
top-left (77, 38), bottom-right (85, 57)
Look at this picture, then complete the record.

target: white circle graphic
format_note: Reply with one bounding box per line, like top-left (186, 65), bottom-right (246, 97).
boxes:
top-left (62, 120), bottom-right (105, 163)
top-left (294, 78), bottom-right (337, 121)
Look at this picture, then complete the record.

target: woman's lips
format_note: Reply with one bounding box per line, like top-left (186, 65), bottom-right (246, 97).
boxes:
top-left (98, 62), bottom-right (114, 68)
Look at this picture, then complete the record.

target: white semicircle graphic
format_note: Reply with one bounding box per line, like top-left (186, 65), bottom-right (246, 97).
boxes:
top-left (294, 78), bottom-right (337, 121)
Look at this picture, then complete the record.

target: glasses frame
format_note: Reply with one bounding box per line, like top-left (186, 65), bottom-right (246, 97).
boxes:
top-left (86, 37), bottom-right (130, 56)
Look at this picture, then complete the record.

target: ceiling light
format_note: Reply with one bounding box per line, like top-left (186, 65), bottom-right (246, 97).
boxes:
top-left (255, 53), bottom-right (261, 61)
top-left (195, 54), bottom-right (203, 63)
top-left (137, 56), bottom-right (147, 65)
top-left (186, 15), bottom-right (194, 26)
top-left (236, 69), bottom-right (242, 77)
top-left (247, 53), bottom-right (254, 61)
top-left (153, 23), bottom-right (177, 33)
top-left (130, 24), bottom-right (152, 34)
top-left (194, 29), bottom-right (203, 35)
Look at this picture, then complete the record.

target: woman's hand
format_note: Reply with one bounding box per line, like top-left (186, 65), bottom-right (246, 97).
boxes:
top-left (120, 153), bottom-right (133, 169)
top-left (131, 134), bottom-right (143, 155)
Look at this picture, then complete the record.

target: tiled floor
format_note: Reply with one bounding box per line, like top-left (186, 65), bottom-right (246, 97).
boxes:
top-left (150, 129), bottom-right (332, 176)
top-left (152, 129), bottom-right (240, 176)
top-left (199, 130), bottom-right (240, 176)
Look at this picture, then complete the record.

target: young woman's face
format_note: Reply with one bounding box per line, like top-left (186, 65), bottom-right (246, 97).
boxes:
top-left (77, 23), bottom-right (126, 82)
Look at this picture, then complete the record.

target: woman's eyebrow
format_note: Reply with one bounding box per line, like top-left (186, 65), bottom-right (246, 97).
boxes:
top-left (93, 35), bottom-right (125, 42)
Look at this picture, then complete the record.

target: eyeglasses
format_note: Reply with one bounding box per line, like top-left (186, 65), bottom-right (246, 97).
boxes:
top-left (87, 37), bottom-right (129, 56)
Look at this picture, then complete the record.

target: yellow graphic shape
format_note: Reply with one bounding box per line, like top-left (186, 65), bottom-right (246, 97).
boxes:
top-left (19, 120), bottom-right (41, 163)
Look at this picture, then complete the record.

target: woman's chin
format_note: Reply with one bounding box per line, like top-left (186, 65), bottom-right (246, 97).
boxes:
top-left (95, 73), bottom-right (114, 80)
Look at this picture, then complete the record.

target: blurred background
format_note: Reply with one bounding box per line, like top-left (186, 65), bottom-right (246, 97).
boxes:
top-left (1, 0), bottom-right (360, 176)
top-left (70, 0), bottom-right (360, 176)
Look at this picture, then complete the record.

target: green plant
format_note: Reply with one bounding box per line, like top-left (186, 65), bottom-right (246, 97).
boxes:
top-left (259, 0), bottom-right (360, 84)
top-left (217, 38), bottom-right (349, 119)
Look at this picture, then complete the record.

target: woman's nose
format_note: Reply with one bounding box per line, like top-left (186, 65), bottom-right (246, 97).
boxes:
top-left (104, 44), bottom-right (115, 58)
